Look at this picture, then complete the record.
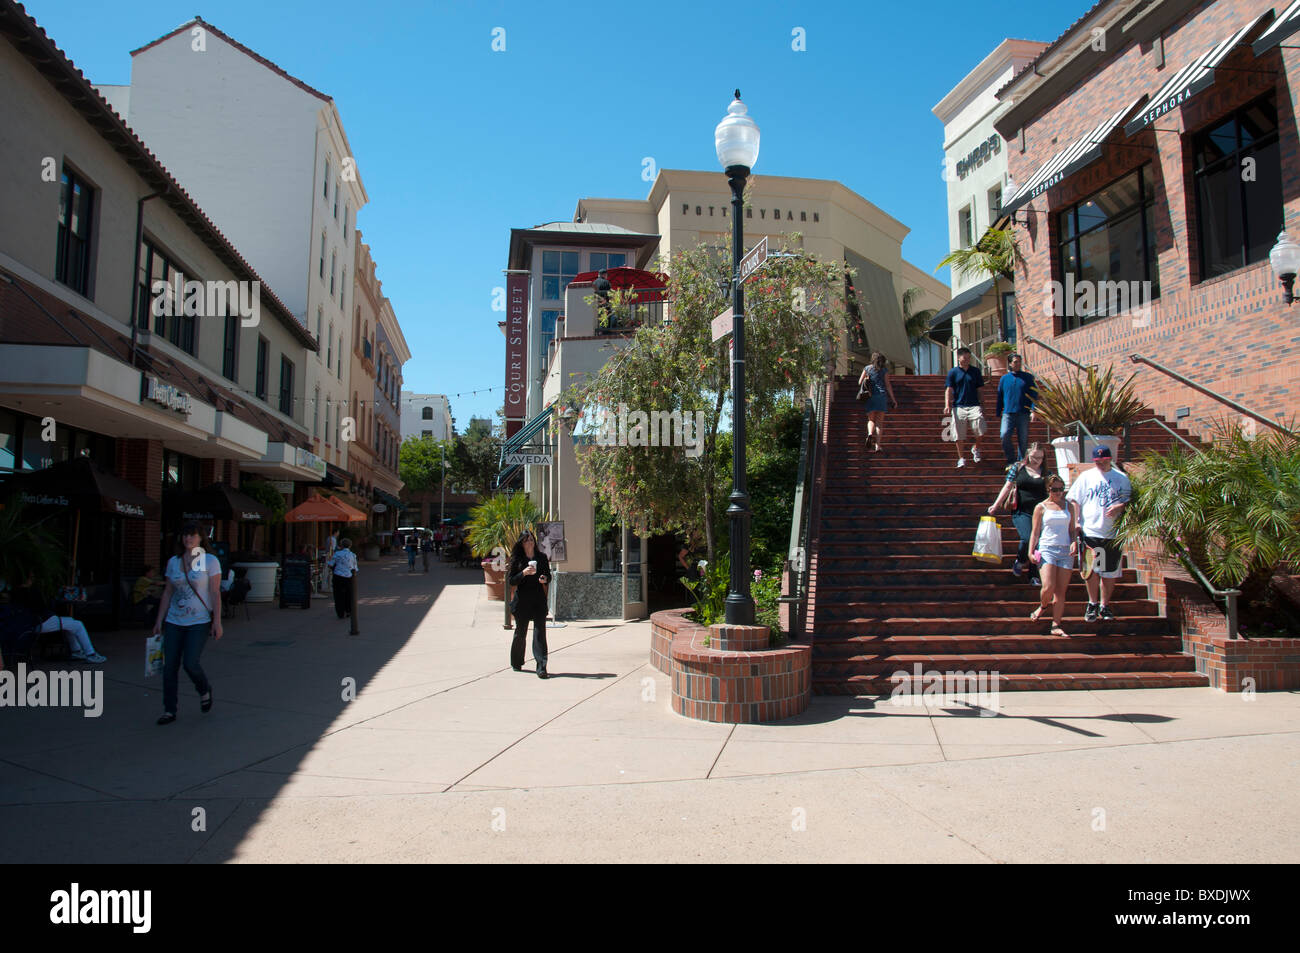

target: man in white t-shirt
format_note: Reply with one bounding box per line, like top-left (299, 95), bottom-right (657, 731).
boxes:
top-left (1066, 446), bottom-right (1132, 623)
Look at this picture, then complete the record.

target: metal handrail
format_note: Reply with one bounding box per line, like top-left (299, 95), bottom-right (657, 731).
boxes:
top-left (1123, 417), bottom-right (1198, 459)
top-left (1024, 334), bottom-right (1093, 372)
top-left (780, 377), bottom-right (829, 634)
top-left (1168, 539), bottom-right (1242, 640)
top-left (1130, 353), bottom-right (1296, 437)
top-left (1055, 418), bottom-right (1099, 470)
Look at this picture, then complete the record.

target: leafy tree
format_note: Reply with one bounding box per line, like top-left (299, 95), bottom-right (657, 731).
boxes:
top-left (562, 232), bottom-right (849, 561)
top-left (399, 427), bottom-right (502, 498)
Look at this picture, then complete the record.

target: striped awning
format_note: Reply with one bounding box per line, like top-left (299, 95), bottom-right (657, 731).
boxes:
top-left (1002, 96), bottom-right (1145, 216)
top-left (1124, 10), bottom-right (1274, 136)
top-left (1254, 0), bottom-right (1300, 54)
top-left (498, 403), bottom-right (553, 470)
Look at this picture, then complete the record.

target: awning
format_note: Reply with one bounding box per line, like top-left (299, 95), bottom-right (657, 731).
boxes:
top-left (499, 403), bottom-right (553, 468)
top-left (372, 487), bottom-right (402, 509)
top-left (164, 482), bottom-right (269, 522)
top-left (844, 251), bottom-right (914, 369)
top-left (929, 277), bottom-right (997, 331)
top-left (1125, 11), bottom-right (1273, 136)
top-left (1254, 0), bottom-right (1299, 54)
top-left (1, 458), bottom-right (160, 520)
top-left (1003, 96), bottom-right (1145, 216)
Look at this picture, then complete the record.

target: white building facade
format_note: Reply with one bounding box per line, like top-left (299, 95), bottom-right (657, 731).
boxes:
top-left (400, 393), bottom-right (453, 442)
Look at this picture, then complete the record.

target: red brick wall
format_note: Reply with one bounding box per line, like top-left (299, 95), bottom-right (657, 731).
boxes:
top-left (117, 438), bottom-right (163, 577)
top-left (1010, 0), bottom-right (1300, 444)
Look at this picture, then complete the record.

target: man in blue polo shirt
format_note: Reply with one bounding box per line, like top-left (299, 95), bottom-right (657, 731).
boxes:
top-left (944, 347), bottom-right (985, 468)
top-left (996, 353), bottom-right (1039, 463)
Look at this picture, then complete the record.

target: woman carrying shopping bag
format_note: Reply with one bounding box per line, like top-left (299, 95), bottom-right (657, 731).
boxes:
top-left (1026, 475), bottom-right (1078, 637)
top-left (152, 522), bottom-right (222, 725)
top-left (987, 442), bottom-right (1048, 585)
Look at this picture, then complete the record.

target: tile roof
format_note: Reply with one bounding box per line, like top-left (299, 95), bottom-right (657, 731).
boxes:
top-left (0, 1), bottom-right (317, 352)
top-left (995, 0), bottom-right (1116, 99)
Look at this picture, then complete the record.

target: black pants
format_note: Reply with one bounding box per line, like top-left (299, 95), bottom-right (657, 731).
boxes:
top-left (511, 610), bottom-right (548, 672)
top-left (333, 574), bottom-right (354, 619)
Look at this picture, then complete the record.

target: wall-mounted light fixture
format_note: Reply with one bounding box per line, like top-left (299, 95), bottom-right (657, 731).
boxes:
top-left (1269, 229), bottom-right (1299, 305)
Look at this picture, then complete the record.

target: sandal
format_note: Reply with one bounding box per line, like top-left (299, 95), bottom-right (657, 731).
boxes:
top-left (156, 712), bottom-right (176, 726)
top-left (1029, 606), bottom-right (1045, 622)
top-left (1050, 625), bottom-right (1068, 638)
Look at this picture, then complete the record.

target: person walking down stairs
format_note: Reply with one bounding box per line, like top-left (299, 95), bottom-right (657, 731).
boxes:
top-left (988, 442), bottom-right (1048, 586)
top-left (1027, 474), bottom-right (1079, 637)
top-left (944, 346), bottom-right (985, 468)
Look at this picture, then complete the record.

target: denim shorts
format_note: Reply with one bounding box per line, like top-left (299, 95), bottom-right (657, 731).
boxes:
top-left (1038, 545), bottom-right (1074, 570)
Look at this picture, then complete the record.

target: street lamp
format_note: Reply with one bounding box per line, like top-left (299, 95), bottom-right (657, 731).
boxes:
top-left (715, 89), bottom-right (760, 626)
top-left (440, 442), bottom-right (448, 528)
top-left (1269, 229), bottom-right (1300, 305)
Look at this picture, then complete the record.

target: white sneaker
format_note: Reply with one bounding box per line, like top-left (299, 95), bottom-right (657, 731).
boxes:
top-left (86, 653), bottom-right (107, 664)
top-left (956, 458), bottom-right (967, 469)
top-left (971, 447), bottom-right (982, 462)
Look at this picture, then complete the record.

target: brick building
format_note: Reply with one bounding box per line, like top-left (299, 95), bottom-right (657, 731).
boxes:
top-left (996, 0), bottom-right (1299, 439)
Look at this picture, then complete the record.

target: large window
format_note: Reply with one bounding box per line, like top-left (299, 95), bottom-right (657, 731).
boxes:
top-left (957, 205), bottom-right (974, 249)
top-left (421, 406), bottom-right (433, 420)
top-left (540, 309), bottom-right (560, 370)
top-left (278, 356), bottom-right (294, 416)
top-left (541, 250), bottom-right (579, 301)
top-left (589, 252), bottom-right (626, 272)
top-left (255, 337), bottom-right (269, 401)
top-left (162, 449), bottom-right (200, 490)
top-left (137, 240), bottom-right (197, 353)
top-left (55, 165), bottom-right (94, 296)
top-left (1194, 95), bottom-right (1282, 280)
top-left (0, 409), bottom-right (114, 474)
top-left (1055, 165), bottom-right (1159, 331)
top-left (222, 313), bottom-right (239, 380)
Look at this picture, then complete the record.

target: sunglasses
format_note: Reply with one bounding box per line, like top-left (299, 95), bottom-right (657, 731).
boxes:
top-left (1048, 486), bottom-right (1065, 493)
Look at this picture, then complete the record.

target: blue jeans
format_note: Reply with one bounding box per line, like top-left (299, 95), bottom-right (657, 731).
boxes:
top-left (162, 620), bottom-right (211, 715)
top-left (1011, 511), bottom-right (1034, 565)
top-left (1001, 412), bottom-right (1031, 463)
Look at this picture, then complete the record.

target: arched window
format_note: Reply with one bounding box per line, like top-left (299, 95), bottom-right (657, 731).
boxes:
top-left (422, 407), bottom-right (433, 420)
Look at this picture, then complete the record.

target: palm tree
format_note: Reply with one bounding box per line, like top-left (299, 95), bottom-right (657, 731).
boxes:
top-left (902, 287), bottom-right (938, 372)
top-left (934, 227), bottom-right (1020, 343)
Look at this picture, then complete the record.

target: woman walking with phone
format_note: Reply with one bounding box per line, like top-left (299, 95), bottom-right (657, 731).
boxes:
top-left (1026, 475), bottom-right (1078, 637)
top-left (508, 530), bottom-right (551, 678)
top-left (153, 522), bottom-right (222, 725)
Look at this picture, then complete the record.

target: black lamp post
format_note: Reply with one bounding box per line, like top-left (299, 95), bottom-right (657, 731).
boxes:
top-left (715, 90), bottom-right (760, 626)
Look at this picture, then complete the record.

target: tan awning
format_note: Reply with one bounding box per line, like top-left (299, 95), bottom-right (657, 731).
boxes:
top-left (844, 251), bottom-right (914, 369)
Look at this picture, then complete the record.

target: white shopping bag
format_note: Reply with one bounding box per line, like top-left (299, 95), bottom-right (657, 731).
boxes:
top-left (940, 415), bottom-right (958, 442)
top-left (145, 634), bottom-right (164, 678)
top-left (973, 516), bottom-right (1003, 563)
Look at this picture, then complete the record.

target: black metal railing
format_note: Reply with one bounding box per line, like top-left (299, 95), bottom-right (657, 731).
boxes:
top-left (1024, 334), bottom-right (1092, 372)
top-left (1122, 417), bottom-right (1198, 460)
top-left (597, 296), bottom-right (665, 333)
top-left (1129, 353), bottom-right (1296, 437)
top-left (780, 376), bottom-right (830, 636)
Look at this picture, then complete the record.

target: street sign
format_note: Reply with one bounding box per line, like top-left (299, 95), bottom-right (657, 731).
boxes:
top-left (504, 452), bottom-right (553, 466)
top-left (711, 307), bottom-right (733, 342)
top-left (739, 236), bottom-right (769, 281)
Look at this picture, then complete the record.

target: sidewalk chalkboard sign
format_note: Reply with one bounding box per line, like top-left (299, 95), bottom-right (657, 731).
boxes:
top-left (280, 555), bottom-right (311, 609)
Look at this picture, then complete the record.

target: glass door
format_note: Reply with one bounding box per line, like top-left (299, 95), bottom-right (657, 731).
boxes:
top-left (621, 521), bottom-right (646, 620)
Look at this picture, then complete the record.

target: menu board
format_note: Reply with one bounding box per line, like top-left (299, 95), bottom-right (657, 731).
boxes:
top-left (279, 555), bottom-right (312, 609)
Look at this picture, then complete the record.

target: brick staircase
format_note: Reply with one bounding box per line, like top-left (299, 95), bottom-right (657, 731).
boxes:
top-left (808, 372), bottom-right (1209, 695)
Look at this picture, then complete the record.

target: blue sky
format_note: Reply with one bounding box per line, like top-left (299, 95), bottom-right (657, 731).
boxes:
top-left (27, 0), bottom-right (1075, 428)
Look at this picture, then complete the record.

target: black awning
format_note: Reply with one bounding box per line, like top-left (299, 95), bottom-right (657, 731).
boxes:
top-left (1254, 0), bottom-right (1298, 54)
top-left (2, 458), bottom-right (160, 519)
top-left (1004, 96), bottom-right (1144, 216)
top-left (164, 483), bottom-right (269, 522)
top-left (1125, 11), bottom-right (1272, 136)
top-left (929, 278), bottom-right (996, 330)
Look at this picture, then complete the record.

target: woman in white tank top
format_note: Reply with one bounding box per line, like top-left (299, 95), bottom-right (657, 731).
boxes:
top-left (1028, 475), bottom-right (1079, 636)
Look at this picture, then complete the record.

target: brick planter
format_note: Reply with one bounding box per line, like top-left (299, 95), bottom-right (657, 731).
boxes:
top-left (651, 609), bottom-right (811, 723)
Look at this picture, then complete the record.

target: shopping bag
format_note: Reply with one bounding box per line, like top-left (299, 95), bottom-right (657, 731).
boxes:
top-left (145, 634), bottom-right (164, 678)
top-left (973, 516), bottom-right (1003, 563)
top-left (940, 414), bottom-right (958, 442)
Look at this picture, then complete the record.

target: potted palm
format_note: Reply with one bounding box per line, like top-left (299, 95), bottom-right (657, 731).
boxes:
top-left (465, 492), bottom-right (542, 600)
top-left (1034, 363), bottom-right (1144, 484)
top-left (984, 341), bottom-right (1016, 377)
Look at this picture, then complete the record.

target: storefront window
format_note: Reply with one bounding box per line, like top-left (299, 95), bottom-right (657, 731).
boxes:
top-left (1194, 94), bottom-right (1282, 280)
top-left (0, 410), bottom-right (19, 472)
top-left (1055, 165), bottom-right (1159, 331)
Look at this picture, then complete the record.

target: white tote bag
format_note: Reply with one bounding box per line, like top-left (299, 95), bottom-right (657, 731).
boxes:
top-left (144, 633), bottom-right (164, 678)
top-left (973, 516), bottom-right (1003, 563)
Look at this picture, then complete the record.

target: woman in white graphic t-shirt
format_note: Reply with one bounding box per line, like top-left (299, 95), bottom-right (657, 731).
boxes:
top-left (152, 522), bottom-right (223, 725)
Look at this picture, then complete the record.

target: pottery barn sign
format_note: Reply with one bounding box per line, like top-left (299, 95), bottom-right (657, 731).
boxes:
top-left (142, 377), bottom-right (192, 415)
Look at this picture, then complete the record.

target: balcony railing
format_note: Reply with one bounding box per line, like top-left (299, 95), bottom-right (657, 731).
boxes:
top-left (596, 291), bottom-right (666, 333)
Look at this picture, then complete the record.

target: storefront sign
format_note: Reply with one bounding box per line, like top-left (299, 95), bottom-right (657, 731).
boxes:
top-left (295, 448), bottom-right (326, 478)
top-left (503, 452), bottom-right (552, 466)
top-left (142, 376), bottom-right (192, 415)
top-left (114, 501), bottom-right (145, 517)
top-left (20, 492), bottom-right (69, 507)
top-left (956, 134), bottom-right (1001, 179)
top-left (504, 272), bottom-right (529, 420)
top-left (372, 503), bottom-right (388, 513)
top-left (271, 481), bottom-right (294, 494)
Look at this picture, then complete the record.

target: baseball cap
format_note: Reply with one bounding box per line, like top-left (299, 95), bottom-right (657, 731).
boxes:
top-left (1091, 445), bottom-right (1113, 459)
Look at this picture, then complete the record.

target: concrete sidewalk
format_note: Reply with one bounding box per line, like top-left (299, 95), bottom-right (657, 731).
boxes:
top-left (2, 554), bottom-right (1298, 863)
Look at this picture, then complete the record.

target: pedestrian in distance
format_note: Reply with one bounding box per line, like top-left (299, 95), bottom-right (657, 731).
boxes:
top-left (857, 351), bottom-right (898, 452)
top-left (1027, 475), bottom-right (1078, 637)
top-left (988, 441), bottom-right (1049, 585)
top-left (405, 534), bottom-right (418, 572)
top-left (329, 537), bottom-right (358, 621)
top-left (1067, 445), bottom-right (1132, 622)
top-left (421, 533), bottom-right (432, 572)
top-left (153, 522), bottom-right (222, 725)
top-left (508, 529), bottom-right (551, 679)
top-left (996, 353), bottom-right (1039, 464)
top-left (433, 526), bottom-right (444, 555)
top-left (944, 346), bottom-right (986, 468)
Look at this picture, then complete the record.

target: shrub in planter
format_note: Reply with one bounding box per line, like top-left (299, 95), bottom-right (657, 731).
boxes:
top-left (1035, 364), bottom-right (1144, 481)
top-left (984, 341), bottom-right (1016, 376)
